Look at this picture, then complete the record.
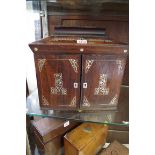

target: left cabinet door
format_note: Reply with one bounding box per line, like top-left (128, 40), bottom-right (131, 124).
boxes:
top-left (34, 54), bottom-right (81, 110)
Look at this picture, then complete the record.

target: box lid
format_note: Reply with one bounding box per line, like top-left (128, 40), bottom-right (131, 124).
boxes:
top-left (29, 35), bottom-right (128, 55)
top-left (32, 118), bottom-right (79, 144)
top-left (64, 123), bottom-right (108, 151)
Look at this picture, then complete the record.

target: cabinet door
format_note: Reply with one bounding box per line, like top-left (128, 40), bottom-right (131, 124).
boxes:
top-left (81, 55), bottom-right (126, 110)
top-left (35, 55), bottom-right (81, 110)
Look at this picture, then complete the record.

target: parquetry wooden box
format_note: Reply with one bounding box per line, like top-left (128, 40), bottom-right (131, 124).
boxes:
top-left (64, 123), bottom-right (108, 155)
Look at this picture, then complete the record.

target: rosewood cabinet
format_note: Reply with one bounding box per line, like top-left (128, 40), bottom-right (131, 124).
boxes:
top-left (29, 36), bottom-right (128, 110)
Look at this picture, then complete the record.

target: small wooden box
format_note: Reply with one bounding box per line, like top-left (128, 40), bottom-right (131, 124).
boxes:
top-left (64, 123), bottom-right (108, 155)
top-left (32, 118), bottom-right (80, 155)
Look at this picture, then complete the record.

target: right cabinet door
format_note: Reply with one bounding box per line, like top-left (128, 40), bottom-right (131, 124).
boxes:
top-left (81, 55), bottom-right (126, 110)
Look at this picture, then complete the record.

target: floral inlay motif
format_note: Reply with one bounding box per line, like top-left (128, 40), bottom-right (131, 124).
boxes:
top-left (69, 96), bottom-right (76, 107)
top-left (51, 73), bottom-right (67, 95)
top-left (69, 59), bottom-right (78, 73)
top-left (116, 60), bottom-right (124, 74)
top-left (109, 94), bottom-right (118, 105)
top-left (94, 74), bottom-right (109, 95)
top-left (82, 96), bottom-right (90, 107)
top-left (38, 59), bottom-right (46, 72)
top-left (42, 96), bottom-right (49, 105)
top-left (85, 60), bottom-right (94, 73)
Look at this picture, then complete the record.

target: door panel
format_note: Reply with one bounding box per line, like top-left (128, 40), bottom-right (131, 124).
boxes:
top-left (35, 54), bottom-right (81, 110)
top-left (81, 55), bottom-right (126, 110)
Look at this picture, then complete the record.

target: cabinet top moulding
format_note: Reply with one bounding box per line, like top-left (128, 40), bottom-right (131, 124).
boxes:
top-left (29, 36), bottom-right (128, 55)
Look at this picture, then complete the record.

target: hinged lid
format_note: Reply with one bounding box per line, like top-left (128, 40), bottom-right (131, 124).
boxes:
top-left (29, 35), bottom-right (128, 55)
top-left (29, 26), bottom-right (128, 54)
top-left (32, 118), bottom-right (79, 144)
top-left (64, 123), bottom-right (108, 151)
